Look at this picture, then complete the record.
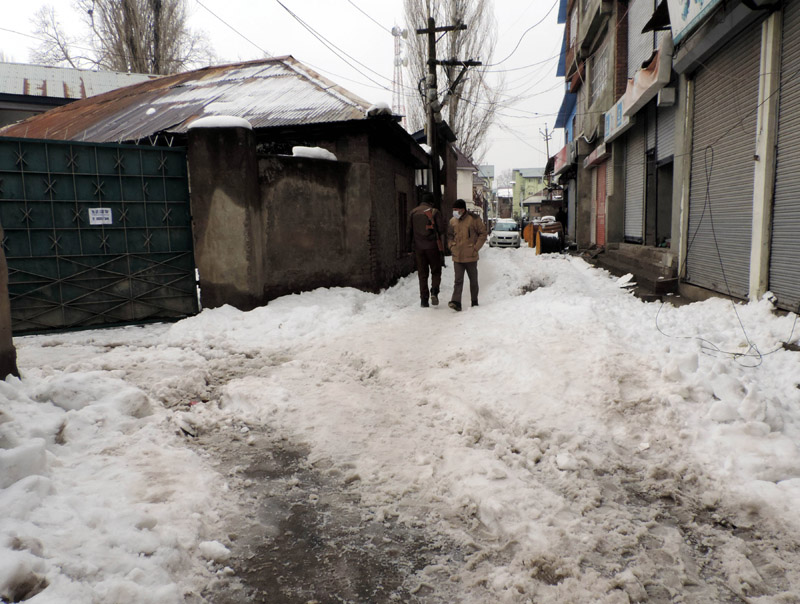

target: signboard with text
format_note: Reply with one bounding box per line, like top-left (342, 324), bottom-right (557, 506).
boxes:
top-left (89, 208), bottom-right (113, 225)
top-left (604, 97), bottom-right (633, 143)
top-left (667, 0), bottom-right (724, 43)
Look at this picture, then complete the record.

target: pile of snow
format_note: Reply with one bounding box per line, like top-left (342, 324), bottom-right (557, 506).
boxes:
top-left (4, 249), bottom-right (800, 601)
top-left (0, 371), bottom-right (227, 603)
top-left (187, 115), bottom-right (253, 130)
top-left (291, 146), bottom-right (337, 161)
top-left (366, 101), bottom-right (392, 117)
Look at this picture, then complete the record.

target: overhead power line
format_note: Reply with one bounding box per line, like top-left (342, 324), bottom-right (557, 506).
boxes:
top-left (275, 0), bottom-right (392, 91)
top-left (346, 0), bottom-right (393, 35)
top-left (194, 0), bottom-right (272, 57)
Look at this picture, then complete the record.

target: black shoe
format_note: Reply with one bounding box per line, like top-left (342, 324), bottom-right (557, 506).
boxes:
top-left (448, 301), bottom-right (462, 312)
top-left (430, 292), bottom-right (439, 306)
top-left (471, 300), bottom-right (479, 307)
top-left (421, 298), bottom-right (429, 308)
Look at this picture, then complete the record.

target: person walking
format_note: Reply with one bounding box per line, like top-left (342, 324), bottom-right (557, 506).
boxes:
top-left (407, 191), bottom-right (446, 307)
top-left (447, 199), bottom-right (487, 312)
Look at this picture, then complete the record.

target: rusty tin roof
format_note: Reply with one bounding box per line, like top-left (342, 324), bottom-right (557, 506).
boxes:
top-left (0, 56), bottom-right (375, 143)
top-left (0, 62), bottom-right (156, 100)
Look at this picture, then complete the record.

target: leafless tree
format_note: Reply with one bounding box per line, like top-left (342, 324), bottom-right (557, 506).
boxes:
top-left (496, 168), bottom-right (513, 189)
top-left (403, 0), bottom-right (504, 163)
top-left (31, 0), bottom-right (216, 74)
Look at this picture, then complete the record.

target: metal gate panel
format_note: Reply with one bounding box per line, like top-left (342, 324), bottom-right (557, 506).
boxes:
top-left (0, 137), bottom-right (198, 334)
top-left (686, 25), bottom-right (761, 298)
top-left (657, 102), bottom-right (677, 161)
top-left (629, 0), bottom-right (656, 79)
top-left (625, 121), bottom-right (645, 242)
top-left (770, 0), bottom-right (800, 312)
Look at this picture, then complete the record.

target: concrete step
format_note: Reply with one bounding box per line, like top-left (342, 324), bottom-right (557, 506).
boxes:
top-left (587, 247), bottom-right (679, 296)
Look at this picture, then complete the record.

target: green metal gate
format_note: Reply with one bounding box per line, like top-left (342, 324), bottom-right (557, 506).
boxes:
top-left (0, 137), bottom-right (198, 334)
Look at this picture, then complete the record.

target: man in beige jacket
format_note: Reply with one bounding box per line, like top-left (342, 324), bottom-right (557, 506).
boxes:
top-left (447, 199), bottom-right (487, 312)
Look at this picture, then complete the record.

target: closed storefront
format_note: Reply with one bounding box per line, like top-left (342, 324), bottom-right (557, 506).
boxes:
top-left (656, 102), bottom-right (676, 162)
top-left (770, 0), bottom-right (800, 312)
top-left (624, 121), bottom-right (646, 242)
top-left (685, 24), bottom-right (761, 298)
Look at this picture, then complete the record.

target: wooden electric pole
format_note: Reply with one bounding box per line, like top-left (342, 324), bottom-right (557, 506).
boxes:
top-left (415, 19), bottom-right (480, 210)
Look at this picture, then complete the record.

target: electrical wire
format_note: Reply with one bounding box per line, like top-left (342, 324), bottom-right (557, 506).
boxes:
top-left (486, 0), bottom-right (559, 67)
top-left (194, 0), bottom-right (273, 57)
top-left (346, 0), bottom-right (393, 35)
top-left (274, 0), bottom-right (393, 91)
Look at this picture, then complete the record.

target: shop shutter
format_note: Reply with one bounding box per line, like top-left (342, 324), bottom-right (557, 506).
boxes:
top-left (628, 0), bottom-right (656, 79)
top-left (656, 102), bottom-right (676, 161)
top-left (646, 101), bottom-right (657, 151)
top-left (624, 121), bottom-right (645, 242)
top-left (685, 25), bottom-right (761, 298)
top-left (770, 0), bottom-right (800, 312)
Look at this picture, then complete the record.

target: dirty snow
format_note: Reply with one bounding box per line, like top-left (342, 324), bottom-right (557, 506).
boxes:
top-left (3, 248), bottom-right (800, 602)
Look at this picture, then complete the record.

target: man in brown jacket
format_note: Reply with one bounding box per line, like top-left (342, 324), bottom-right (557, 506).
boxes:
top-left (407, 191), bottom-right (446, 307)
top-left (447, 199), bottom-right (487, 312)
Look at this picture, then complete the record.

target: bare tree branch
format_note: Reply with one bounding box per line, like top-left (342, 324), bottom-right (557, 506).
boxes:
top-left (31, 0), bottom-right (216, 74)
top-left (403, 0), bottom-right (504, 162)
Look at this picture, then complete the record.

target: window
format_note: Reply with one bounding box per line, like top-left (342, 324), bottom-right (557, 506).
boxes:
top-left (590, 40), bottom-right (608, 105)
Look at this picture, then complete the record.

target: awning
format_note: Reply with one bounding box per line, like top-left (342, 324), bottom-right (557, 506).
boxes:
top-left (642, 0), bottom-right (670, 33)
top-left (556, 30), bottom-right (567, 77)
top-left (583, 143), bottom-right (610, 169)
top-left (553, 141), bottom-right (576, 175)
top-left (554, 91), bottom-right (577, 129)
top-left (622, 35), bottom-right (674, 117)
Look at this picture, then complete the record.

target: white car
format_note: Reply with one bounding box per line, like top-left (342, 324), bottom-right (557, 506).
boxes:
top-left (488, 219), bottom-right (520, 248)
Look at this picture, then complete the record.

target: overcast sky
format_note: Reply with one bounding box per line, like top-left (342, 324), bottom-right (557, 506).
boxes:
top-left (0, 0), bottom-right (566, 175)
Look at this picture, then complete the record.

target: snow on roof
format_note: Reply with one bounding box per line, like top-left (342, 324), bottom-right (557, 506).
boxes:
top-left (0, 62), bottom-right (156, 100)
top-left (187, 115), bottom-right (252, 130)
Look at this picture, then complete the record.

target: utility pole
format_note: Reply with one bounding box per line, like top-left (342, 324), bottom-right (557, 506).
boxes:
top-left (540, 124), bottom-right (553, 200)
top-left (415, 19), bottom-right (481, 210)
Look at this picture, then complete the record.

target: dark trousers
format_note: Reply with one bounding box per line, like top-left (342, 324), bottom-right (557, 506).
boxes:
top-left (451, 261), bottom-right (478, 304)
top-left (414, 247), bottom-right (442, 299)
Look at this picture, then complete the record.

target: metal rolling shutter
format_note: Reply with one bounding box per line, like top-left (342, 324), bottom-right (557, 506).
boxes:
top-left (686, 25), bottom-right (761, 298)
top-left (646, 101), bottom-right (657, 151)
top-left (625, 121), bottom-right (645, 241)
top-left (770, 0), bottom-right (800, 312)
top-left (657, 103), bottom-right (676, 161)
top-left (628, 0), bottom-right (656, 79)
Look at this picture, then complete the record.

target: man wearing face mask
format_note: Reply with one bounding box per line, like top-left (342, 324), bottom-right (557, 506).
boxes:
top-left (447, 199), bottom-right (487, 311)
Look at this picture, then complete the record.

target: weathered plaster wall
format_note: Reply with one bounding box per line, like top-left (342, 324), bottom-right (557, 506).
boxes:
top-left (187, 126), bottom-right (265, 310)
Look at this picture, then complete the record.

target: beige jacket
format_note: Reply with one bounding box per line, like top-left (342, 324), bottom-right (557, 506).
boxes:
top-left (447, 212), bottom-right (487, 263)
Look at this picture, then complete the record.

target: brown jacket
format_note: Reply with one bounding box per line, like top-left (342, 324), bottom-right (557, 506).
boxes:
top-left (448, 211), bottom-right (487, 263)
top-left (407, 203), bottom-right (446, 251)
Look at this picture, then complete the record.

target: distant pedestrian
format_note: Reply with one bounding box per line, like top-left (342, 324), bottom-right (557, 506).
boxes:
top-left (447, 199), bottom-right (487, 312)
top-left (407, 191), bottom-right (446, 307)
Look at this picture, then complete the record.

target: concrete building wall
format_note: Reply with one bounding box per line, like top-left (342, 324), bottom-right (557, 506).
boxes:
top-left (188, 124), bottom-right (419, 310)
top-left (188, 126), bottom-right (265, 311)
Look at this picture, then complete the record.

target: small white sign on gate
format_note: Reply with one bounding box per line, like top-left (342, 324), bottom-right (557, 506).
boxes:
top-left (89, 208), bottom-right (113, 225)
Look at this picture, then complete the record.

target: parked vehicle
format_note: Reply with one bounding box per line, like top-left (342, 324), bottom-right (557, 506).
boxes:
top-left (489, 219), bottom-right (521, 248)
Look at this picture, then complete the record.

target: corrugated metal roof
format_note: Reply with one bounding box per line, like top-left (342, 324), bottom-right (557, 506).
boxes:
top-left (0, 56), bottom-right (374, 142)
top-left (0, 62), bottom-right (156, 100)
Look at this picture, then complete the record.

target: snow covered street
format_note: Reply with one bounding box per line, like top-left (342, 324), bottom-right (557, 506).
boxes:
top-left (3, 248), bottom-right (800, 603)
